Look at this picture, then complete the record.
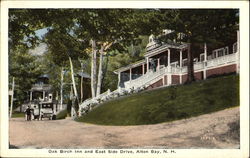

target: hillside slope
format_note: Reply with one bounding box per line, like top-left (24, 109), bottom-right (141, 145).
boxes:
top-left (76, 75), bottom-right (239, 125)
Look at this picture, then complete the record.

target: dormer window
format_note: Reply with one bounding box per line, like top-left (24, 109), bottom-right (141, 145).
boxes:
top-left (149, 34), bottom-right (155, 43)
top-left (146, 34), bottom-right (160, 51)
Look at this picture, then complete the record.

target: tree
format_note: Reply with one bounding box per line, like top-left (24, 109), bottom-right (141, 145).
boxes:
top-left (9, 46), bottom-right (43, 108)
top-left (9, 9), bottom-right (166, 100)
top-left (9, 9), bottom-right (89, 116)
top-left (74, 9), bottom-right (158, 97)
top-left (9, 9), bottom-right (41, 49)
top-left (45, 28), bottom-right (89, 116)
top-left (11, 9), bottom-right (238, 106)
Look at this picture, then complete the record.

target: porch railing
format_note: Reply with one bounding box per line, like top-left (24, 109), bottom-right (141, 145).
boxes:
top-left (124, 66), bottom-right (167, 89)
top-left (125, 52), bottom-right (237, 89)
top-left (207, 53), bottom-right (236, 68)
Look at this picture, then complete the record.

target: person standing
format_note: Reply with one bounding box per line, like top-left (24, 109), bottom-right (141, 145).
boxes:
top-left (33, 106), bottom-right (39, 120)
top-left (24, 106), bottom-right (31, 121)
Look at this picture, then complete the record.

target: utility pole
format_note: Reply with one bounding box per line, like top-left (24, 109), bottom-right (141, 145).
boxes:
top-left (9, 77), bottom-right (15, 118)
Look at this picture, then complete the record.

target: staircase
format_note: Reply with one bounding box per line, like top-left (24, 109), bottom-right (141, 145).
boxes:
top-left (124, 66), bottom-right (168, 90)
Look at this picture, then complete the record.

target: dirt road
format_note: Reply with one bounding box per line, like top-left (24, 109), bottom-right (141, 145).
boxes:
top-left (9, 107), bottom-right (239, 149)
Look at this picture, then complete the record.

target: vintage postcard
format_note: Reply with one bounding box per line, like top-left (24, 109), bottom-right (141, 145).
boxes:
top-left (0, 0), bottom-right (249, 158)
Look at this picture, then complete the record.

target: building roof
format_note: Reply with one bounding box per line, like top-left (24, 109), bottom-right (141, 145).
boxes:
top-left (114, 59), bottom-right (146, 74)
top-left (76, 72), bottom-right (91, 79)
top-left (145, 42), bottom-right (188, 57)
top-left (31, 84), bottom-right (52, 92)
top-left (114, 33), bottom-right (188, 74)
top-left (39, 74), bottom-right (49, 79)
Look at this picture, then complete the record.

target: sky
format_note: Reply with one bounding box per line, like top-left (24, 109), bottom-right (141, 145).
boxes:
top-left (29, 28), bottom-right (48, 56)
top-left (35, 27), bottom-right (48, 39)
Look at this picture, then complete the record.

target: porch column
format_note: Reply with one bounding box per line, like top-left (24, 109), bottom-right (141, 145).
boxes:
top-left (167, 49), bottom-right (171, 72)
top-left (129, 68), bottom-right (132, 81)
top-left (146, 57), bottom-right (149, 72)
top-left (236, 30), bottom-right (240, 74)
top-left (179, 49), bottom-right (183, 84)
top-left (179, 50), bottom-right (183, 68)
top-left (43, 91), bottom-right (45, 100)
top-left (142, 64), bottom-right (145, 75)
top-left (118, 72), bottom-right (121, 88)
top-left (204, 43), bottom-right (207, 79)
top-left (167, 49), bottom-right (172, 85)
top-left (30, 91), bottom-right (32, 101)
top-left (204, 43), bottom-right (207, 62)
top-left (157, 58), bottom-right (160, 71)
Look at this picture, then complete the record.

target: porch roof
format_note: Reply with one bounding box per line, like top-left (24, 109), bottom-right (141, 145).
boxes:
top-left (145, 42), bottom-right (188, 57)
top-left (75, 72), bottom-right (91, 79)
top-left (114, 59), bottom-right (146, 74)
top-left (30, 84), bottom-right (52, 92)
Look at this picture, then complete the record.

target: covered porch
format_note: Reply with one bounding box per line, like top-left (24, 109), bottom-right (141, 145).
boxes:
top-left (114, 42), bottom-right (190, 89)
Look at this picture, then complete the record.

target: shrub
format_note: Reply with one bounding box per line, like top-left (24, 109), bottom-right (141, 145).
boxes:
top-left (178, 112), bottom-right (189, 119)
top-left (56, 109), bottom-right (67, 120)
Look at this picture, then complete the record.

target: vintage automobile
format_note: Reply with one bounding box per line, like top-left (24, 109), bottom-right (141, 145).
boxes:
top-left (39, 102), bottom-right (56, 120)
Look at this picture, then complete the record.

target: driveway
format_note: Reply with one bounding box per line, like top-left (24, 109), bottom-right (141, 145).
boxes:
top-left (9, 107), bottom-right (239, 149)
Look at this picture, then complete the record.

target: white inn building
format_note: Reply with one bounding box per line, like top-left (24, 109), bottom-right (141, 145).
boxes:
top-left (114, 31), bottom-right (239, 90)
top-left (79, 30), bottom-right (239, 115)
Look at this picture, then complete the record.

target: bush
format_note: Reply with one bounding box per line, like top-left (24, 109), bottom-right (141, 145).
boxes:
top-left (56, 109), bottom-right (67, 120)
top-left (178, 112), bottom-right (189, 119)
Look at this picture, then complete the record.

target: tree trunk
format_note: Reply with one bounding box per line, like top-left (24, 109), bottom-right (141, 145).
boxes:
top-left (80, 72), bottom-right (83, 103)
top-left (186, 42), bottom-right (195, 83)
top-left (9, 77), bottom-right (15, 118)
top-left (69, 56), bottom-right (78, 98)
top-left (78, 59), bottom-right (84, 103)
top-left (69, 56), bottom-right (78, 117)
top-left (60, 67), bottom-right (64, 110)
top-left (91, 40), bottom-right (97, 98)
top-left (96, 45), bottom-right (104, 96)
top-left (102, 53), bottom-right (109, 90)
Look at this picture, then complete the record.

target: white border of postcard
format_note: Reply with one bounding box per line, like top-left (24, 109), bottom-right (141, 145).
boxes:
top-left (1, 1), bottom-right (249, 158)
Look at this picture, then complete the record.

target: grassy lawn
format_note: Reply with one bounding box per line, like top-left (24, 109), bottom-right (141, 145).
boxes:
top-left (76, 75), bottom-right (239, 125)
top-left (12, 111), bottom-right (25, 118)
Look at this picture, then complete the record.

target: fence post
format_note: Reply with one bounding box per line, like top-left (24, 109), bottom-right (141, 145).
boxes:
top-left (9, 77), bottom-right (15, 118)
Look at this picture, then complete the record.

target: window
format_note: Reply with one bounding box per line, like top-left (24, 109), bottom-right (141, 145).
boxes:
top-left (182, 59), bottom-right (188, 66)
top-left (200, 53), bottom-right (205, 62)
top-left (217, 49), bottom-right (224, 57)
top-left (207, 55), bottom-right (212, 60)
top-left (225, 47), bottom-right (229, 55)
top-left (212, 51), bottom-right (217, 59)
top-left (212, 47), bottom-right (225, 58)
top-left (171, 61), bottom-right (178, 67)
top-left (233, 43), bottom-right (237, 53)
